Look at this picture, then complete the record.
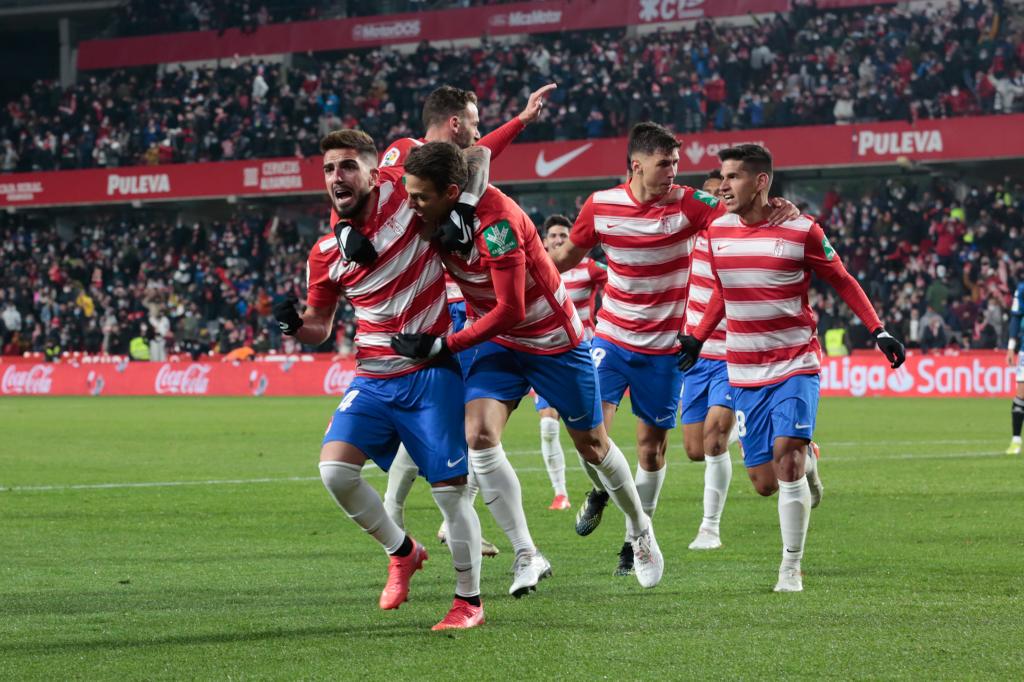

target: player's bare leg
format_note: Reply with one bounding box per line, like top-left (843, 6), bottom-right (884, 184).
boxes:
top-left (771, 436), bottom-right (813, 593)
top-left (538, 406), bottom-right (570, 509)
top-left (614, 421), bottom-right (668, 576)
top-left (688, 406), bottom-right (734, 550)
top-left (574, 401), bottom-right (615, 535)
top-left (319, 442), bottom-right (427, 610)
top-left (465, 397), bottom-right (550, 597)
top-left (566, 421), bottom-right (664, 588)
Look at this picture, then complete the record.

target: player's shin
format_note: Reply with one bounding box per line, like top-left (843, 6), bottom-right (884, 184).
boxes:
top-left (319, 461), bottom-right (406, 553)
top-left (701, 452), bottom-right (732, 533)
top-left (634, 463), bottom-right (666, 517)
top-left (540, 417), bottom-right (568, 496)
top-left (777, 477), bottom-right (811, 569)
top-left (577, 452), bottom-right (606, 491)
top-left (470, 444), bottom-right (535, 555)
top-left (1012, 397), bottom-right (1024, 438)
top-left (383, 445), bottom-right (419, 529)
top-left (431, 485), bottom-right (482, 600)
top-left (593, 440), bottom-right (649, 539)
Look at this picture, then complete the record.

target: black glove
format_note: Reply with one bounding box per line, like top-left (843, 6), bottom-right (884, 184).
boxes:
top-left (390, 333), bottom-right (448, 359)
top-left (436, 201), bottom-right (476, 255)
top-left (273, 294), bottom-right (303, 336)
top-left (676, 334), bottom-right (703, 372)
top-left (873, 328), bottom-right (906, 369)
top-left (334, 221), bottom-right (377, 265)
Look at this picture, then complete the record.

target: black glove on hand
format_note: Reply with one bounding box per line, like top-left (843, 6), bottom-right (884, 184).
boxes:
top-left (873, 328), bottom-right (906, 369)
top-left (390, 333), bottom-right (448, 359)
top-left (676, 334), bottom-right (703, 372)
top-left (273, 294), bottom-right (303, 336)
top-left (436, 201), bottom-right (476, 255)
top-left (334, 222), bottom-right (377, 265)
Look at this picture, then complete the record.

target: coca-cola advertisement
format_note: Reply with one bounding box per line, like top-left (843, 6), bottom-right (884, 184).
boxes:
top-left (0, 359), bottom-right (358, 397)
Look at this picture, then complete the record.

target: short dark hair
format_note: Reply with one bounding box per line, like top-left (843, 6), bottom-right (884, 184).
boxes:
top-left (627, 122), bottom-right (680, 169)
top-left (319, 129), bottom-right (378, 167)
top-left (718, 144), bottom-right (773, 179)
top-left (706, 168), bottom-right (723, 181)
top-left (422, 86), bottom-right (479, 130)
top-left (404, 141), bottom-right (468, 193)
top-left (542, 214), bottom-right (572, 235)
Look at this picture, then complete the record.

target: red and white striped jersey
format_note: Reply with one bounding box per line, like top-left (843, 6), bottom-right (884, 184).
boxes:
top-left (683, 232), bottom-right (727, 360)
top-left (306, 167), bottom-right (449, 378)
top-left (571, 183), bottom-right (725, 354)
top-left (443, 185), bottom-right (584, 354)
top-left (703, 213), bottom-right (882, 387)
top-left (560, 257), bottom-right (607, 336)
top-left (378, 136), bottom-right (425, 169)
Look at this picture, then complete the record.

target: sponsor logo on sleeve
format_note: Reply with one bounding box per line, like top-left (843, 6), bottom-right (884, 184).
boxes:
top-left (692, 189), bottom-right (719, 207)
top-left (822, 236), bottom-right (836, 261)
top-left (482, 220), bottom-right (518, 257)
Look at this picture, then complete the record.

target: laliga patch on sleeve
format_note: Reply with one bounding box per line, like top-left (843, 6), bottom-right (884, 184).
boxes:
top-left (380, 147), bottom-right (401, 168)
top-left (822, 235), bottom-right (836, 261)
top-left (692, 189), bottom-right (719, 207)
top-left (482, 220), bottom-right (518, 257)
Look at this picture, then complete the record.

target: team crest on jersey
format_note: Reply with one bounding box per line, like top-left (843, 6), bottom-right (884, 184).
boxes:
top-left (822, 235), bottom-right (836, 261)
top-left (482, 220), bottom-right (518, 257)
top-left (692, 189), bottom-right (719, 207)
top-left (773, 239), bottom-right (785, 257)
top-left (381, 147), bottom-right (401, 167)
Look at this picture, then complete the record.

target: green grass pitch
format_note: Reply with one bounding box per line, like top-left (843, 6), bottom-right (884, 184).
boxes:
top-left (2, 396), bottom-right (1022, 679)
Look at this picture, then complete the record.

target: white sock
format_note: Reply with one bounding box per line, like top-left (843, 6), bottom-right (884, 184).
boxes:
top-left (634, 463), bottom-right (666, 517)
top-left (431, 485), bottom-right (482, 599)
top-left (469, 444), bottom-right (535, 555)
top-left (778, 477), bottom-right (811, 570)
top-left (467, 467), bottom-right (480, 502)
top-left (592, 439), bottom-right (649, 540)
top-left (578, 452), bottom-right (606, 491)
top-left (319, 461), bottom-right (405, 554)
top-left (805, 446), bottom-right (818, 478)
top-left (539, 417), bottom-right (568, 496)
top-left (382, 445), bottom-right (419, 529)
top-left (701, 452), bottom-right (732, 533)
top-left (1013, 436), bottom-right (1021, 444)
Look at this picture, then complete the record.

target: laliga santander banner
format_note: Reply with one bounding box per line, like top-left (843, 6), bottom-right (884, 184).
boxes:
top-left (0, 352), bottom-right (1015, 398)
top-left (4, 115), bottom-right (1023, 208)
top-left (0, 359), bottom-right (358, 397)
top-left (78, 0), bottom-right (792, 71)
top-left (820, 351), bottom-right (1017, 398)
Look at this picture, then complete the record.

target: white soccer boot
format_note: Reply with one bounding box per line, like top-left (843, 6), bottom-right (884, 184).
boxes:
top-left (688, 526), bottom-right (722, 550)
top-left (773, 565), bottom-right (803, 593)
top-left (509, 550), bottom-right (552, 598)
top-left (631, 524), bottom-right (664, 588)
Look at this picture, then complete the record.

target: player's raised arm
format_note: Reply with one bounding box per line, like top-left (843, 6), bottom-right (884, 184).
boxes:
top-left (550, 196), bottom-right (596, 272)
top-left (477, 83), bottom-right (556, 158)
top-left (805, 222), bottom-right (905, 368)
top-left (436, 146), bottom-right (492, 254)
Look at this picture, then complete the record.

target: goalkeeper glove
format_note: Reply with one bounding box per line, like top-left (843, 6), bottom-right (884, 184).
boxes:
top-left (390, 333), bottom-right (449, 359)
top-left (676, 334), bottom-right (703, 372)
top-left (273, 294), bottom-right (303, 336)
top-left (873, 328), bottom-right (906, 369)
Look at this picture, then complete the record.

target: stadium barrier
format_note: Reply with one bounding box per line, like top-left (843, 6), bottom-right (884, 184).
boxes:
top-left (4, 115), bottom-right (1022, 208)
top-left (1, 351), bottom-right (1015, 397)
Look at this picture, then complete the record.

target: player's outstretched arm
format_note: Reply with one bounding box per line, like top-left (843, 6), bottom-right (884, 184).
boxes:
top-left (518, 83), bottom-right (556, 125)
top-left (475, 84), bottom-right (556, 158)
top-left (806, 224), bottom-right (905, 368)
top-left (551, 195), bottom-right (597, 273)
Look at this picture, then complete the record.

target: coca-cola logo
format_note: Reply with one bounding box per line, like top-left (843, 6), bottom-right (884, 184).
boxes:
top-left (323, 363), bottom-right (355, 395)
top-left (2, 364), bottom-right (54, 394)
top-left (154, 363), bottom-right (211, 395)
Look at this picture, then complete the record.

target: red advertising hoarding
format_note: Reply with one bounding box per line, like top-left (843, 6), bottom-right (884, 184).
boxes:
top-left (77, 0), bottom-right (790, 71)
top-left (4, 115), bottom-right (1022, 209)
top-left (0, 352), bottom-right (1015, 398)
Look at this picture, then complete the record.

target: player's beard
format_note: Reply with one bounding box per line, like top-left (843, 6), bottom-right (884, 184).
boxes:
top-left (335, 187), bottom-right (371, 220)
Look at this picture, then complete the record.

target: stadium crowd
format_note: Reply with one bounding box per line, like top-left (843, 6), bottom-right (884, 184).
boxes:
top-left (0, 172), bottom-right (1020, 359)
top-left (4, 1), bottom-right (1022, 173)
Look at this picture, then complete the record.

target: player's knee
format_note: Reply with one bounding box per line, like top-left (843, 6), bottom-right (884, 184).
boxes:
top-left (468, 444), bottom-right (505, 474)
top-left (570, 430), bottom-right (606, 462)
top-left (637, 444), bottom-right (665, 469)
top-left (319, 460), bottom-right (361, 493)
top-left (684, 442), bottom-right (705, 461)
top-left (754, 480), bottom-right (778, 496)
top-left (466, 420), bottom-right (502, 450)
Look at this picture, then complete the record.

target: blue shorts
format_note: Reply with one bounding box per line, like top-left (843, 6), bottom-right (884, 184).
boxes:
top-left (463, 340), bottom-right (602, 431)
top-left (591, 337), bottom-right (683, 429)
top-left (734, 373), bottom-right (819, 469)
top-left (323, 360), bottom-right (468, 483)
top-left (680, 357), bottom-right (733, 425)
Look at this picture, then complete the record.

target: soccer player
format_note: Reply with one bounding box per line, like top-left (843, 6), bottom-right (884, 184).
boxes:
top-left (365, 84), bottom-right (554, 551)
top-left (678, 144), bottom-right (905, 592)
top-left (532, 214), bottom-right (608, 511)
top-left (550, 122), bottom-right (798, 576)
top-left (273, 129), bottom-right (484, 630)
top-left (1006, 279), bottom-right (1024, 454)
top-left (392, 141), bottom-right (665, 590)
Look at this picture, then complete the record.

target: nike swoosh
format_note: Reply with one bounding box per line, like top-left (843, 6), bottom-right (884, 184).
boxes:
top-left (794, 423), bottom-right (812, 429)
top-left (656, 414), bottom-right (674, 423)
top-left (447, 455), bottom-right (466, 468)
top-left (566, 414), bottom-right (587, 423)
top-left (535, 143), bottom-right (593, 178)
